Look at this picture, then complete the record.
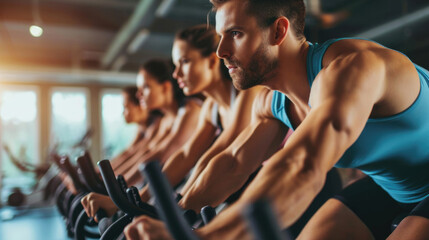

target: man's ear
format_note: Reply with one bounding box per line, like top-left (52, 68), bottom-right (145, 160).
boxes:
top-left (271, 17), bottom-right (289, 45)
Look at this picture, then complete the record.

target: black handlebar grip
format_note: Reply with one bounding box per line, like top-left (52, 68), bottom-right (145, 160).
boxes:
top-left (183, 209), bottom-right (199, 226)
top-left (60, 155), bottom-right (86, 192)
top-left (97, 159), bottom-right (158, 219)
top-left (201, 206), bottom-right (216, 225)
top-left (175, 193), bottom-right (183, 202)
top-left (95, 209), bottom-right (107, 221)
top-left (126, 186), bottom-right (146, 209)
top-left (128, 186), bottom-right (159, 217)
top-left (83, 152), bottom-right (106, 188)
top-left (126, 187), bottom-right (137, 205)
top-left (77, 155), bottom-right (106, 194)
top-left (116, 175), bottom-right (128, 195)
top-left (242, 199), bottom-right (290, 240)
top-left (142, 161), bottom-right (198, 240)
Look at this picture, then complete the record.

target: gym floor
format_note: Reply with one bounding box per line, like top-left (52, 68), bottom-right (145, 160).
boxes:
top-left (0, 206), bottom-right (71, 240)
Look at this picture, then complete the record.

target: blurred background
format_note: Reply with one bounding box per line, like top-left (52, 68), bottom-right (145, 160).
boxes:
top-left (0, 0), bottom-right (428, 236)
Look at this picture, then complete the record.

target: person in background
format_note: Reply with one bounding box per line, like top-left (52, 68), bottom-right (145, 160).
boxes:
top-left (110, 86), bottom-right (161, 172)
top-left (81, 58), bottom-right (201, 220)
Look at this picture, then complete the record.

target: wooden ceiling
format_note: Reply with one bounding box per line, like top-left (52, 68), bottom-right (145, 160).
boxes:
top-left (0, 0), bottom-right (428, 84)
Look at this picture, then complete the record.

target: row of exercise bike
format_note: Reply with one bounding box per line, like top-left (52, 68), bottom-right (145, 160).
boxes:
top-left (52, 151), bottom-right (294, 240)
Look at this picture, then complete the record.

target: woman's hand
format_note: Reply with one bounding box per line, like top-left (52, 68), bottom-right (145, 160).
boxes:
top-left (124, 215), bottom-right (173, 240)
top-left (80, 193), bottom-right (118, 222)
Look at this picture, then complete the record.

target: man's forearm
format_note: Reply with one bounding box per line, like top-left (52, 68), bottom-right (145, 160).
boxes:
top-left (197, 151), bottom-right (325, 239)
top-left (180, 153), bottom-right (256, 212)
top-left (180, 119), bottom-right (288, 211)
top-left (198, 105), bottom-right (363, 237)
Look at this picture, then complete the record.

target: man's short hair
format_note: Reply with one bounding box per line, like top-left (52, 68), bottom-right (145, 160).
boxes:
top-left (211, 0), bottom-right (306, 40)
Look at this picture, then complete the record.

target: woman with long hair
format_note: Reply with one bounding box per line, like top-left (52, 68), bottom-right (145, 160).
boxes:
top-left (81, 58), bottom-right (201, 218)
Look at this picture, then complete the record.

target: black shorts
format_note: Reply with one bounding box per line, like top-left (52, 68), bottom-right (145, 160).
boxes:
top-left (333, 176), bottom-right (429, 240)
top-left (287, 168), bottom-right (343, 238)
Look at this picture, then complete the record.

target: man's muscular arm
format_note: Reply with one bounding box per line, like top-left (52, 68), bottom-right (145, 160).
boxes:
top-left (179, 89), bottom-right (289, 211)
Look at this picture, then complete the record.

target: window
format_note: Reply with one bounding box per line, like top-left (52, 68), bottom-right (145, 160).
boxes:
top-left (0, 86), bottom-right (40, 188)
top-left (101, 89), bottom-right (138, 159)
top-left (50, 88), bottom-right (90, 159)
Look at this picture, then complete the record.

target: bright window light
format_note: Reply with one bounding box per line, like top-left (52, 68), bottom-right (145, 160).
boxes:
top-left (101, 90), bottom-right (138, 159)
top-left (0, 91), bottom-right (37, 122)
top-left (50, 89), bottom-right (89, 156)
top-left (29, 25), bottom-right (43, 37)
top-left (102, 94), bottom-right (123, 123)
top-left (0, 88), bottom-right (40, 183)
top-left (52, 92), bottom-right (86, 123)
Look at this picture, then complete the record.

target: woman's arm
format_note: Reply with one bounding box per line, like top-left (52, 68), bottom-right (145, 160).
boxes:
top-left (139, 100), bottom-right (218, 201)
top-left (180, 86), bottom-right (265, 195)
top-left (114, 117), bottom-right (172, 176)
top-left (123, 101), bottom-right (202, 185)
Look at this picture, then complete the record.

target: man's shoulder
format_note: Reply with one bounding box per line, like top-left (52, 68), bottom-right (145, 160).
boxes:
top-left (253, 87), bottom-right (276, 119)
top-left (322, 38), bottom-right (390, 67)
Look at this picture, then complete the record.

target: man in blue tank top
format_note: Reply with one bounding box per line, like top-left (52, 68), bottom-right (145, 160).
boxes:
top-left (197, 0), bottom-right (427, 239)
top-left (123, 0), bottom-right (429, 239)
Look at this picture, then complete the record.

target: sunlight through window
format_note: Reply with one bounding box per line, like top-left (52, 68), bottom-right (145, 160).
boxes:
top-left (0, 91), bottom-right (37, 123)
top-left (102, 94), bottom-right (123, 123)
top-left (0, 88), bottom-right (40, 188)
top-left (52, 92), bottom-right (86, 123)
top-left (50, 88), bottom-right (89, 156)
top-left (101, 90), bottom-right (138, 159)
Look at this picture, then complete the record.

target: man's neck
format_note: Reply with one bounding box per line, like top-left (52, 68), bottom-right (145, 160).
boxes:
top-left (266, 39), bottom-right (311, 110)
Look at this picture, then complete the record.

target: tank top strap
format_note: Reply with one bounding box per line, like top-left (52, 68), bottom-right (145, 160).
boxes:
top-left (271, 90), bottom-right (293, 129)
top-left (271, 38), bottom-right (345, 127)
top-left (306, 38), bottom-right (346, 87)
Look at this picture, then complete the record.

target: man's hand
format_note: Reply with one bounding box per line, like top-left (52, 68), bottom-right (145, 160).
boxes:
top-left (124, 216), bottom-right (173, 240)
top-left (80, 193), bottom-right (118, 222)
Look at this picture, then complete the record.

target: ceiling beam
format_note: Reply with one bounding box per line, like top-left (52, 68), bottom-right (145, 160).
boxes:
top-left (0, 2), bottom-right (132, 30)
top-left (52, 0), bottom-right (138, 9)
top-left (355, 5), bottom-right (429, 40)
top-left (101, 0), bottom-right (165, 69)
top-left (2, 0), bottom-right (138, 10)
top-left (0, 66), bottom-right (137, 85)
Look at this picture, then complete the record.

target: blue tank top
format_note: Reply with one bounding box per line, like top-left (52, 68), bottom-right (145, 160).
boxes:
top-left (271, 38), bottom-right (429, 203)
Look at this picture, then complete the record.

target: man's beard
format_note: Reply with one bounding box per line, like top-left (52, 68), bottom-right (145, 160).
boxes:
top-left (227, 43), bottom-right (278, 90)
